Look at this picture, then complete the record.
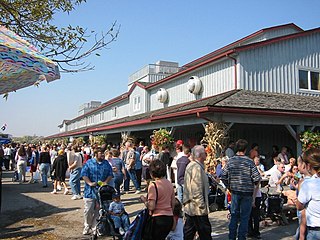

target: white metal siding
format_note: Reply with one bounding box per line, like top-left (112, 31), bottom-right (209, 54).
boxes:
top-left (242, 27), bottom-right (300, 46)
top-left (239, 33), bottom-right (320, 96)
top-left (149, 59), bottom-right (235, 111)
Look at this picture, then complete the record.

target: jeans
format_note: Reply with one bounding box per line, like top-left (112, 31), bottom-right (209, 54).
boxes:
top-left (248, 197), bottom-right (261, 237)
top-left (135, 168), bottom-right (142, 188)
top-left (307, 229), bottom-right (320, 240)
top-left (124, 168), bottom-right (140, 191)
top-left (177, 184), bottom-right (184, 204)
top-left (17, 160), bottom-right (27, 182)
top-left (110, 214), bottom-right (130, 231)
top-left (183, 214), bottom-right (211, 240)
top-left (229, 193), bottom-right (253, 240)
top-left (114, 174), bottom-right (124, 194)
top-left (69, 168), bottom-right (82, 195)
top-left (39, 163), bottom-right (50, 186)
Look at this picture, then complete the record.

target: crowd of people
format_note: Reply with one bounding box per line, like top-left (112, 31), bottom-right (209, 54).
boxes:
top-left (1, 139), bottom-right (319, 240)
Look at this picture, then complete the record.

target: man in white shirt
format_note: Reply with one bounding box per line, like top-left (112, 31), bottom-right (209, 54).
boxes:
top-left (268, 163), bottom-right (288, 191)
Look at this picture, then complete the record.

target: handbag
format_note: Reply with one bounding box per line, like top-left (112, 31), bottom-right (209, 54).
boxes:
top-left (142, 182), bottom-right (158, 240)
top-left (34, 170), bottom-right (41, 181)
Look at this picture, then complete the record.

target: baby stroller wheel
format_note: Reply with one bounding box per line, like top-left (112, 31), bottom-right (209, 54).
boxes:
top-left (209, 203), bottom-right (219, 212)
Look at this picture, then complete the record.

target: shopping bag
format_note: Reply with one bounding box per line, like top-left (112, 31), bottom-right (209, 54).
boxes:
top-left (34, 170), bottom-right (41, 181)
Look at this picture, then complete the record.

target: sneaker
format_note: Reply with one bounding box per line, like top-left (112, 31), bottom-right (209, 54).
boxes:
top-left (51, 190), bottom-right (57, 194)
top-left (71, 195), bottom-right (78, 200)
top-left (135, 190), bottom-right (141, 194)
top-left (119, 227), bottom-right (125, 235)
top-left (83, 227), bottom-right (91, 235)
top-left (76, 194), bottom-right (83, 199)
top-left (64, 190), bottom-right (69, 195)
top-left (57, 185), bottom-right (62, 191)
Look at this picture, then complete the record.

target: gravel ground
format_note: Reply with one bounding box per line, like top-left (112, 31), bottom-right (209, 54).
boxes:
top-left (0, 170), bottom-right (298, 239)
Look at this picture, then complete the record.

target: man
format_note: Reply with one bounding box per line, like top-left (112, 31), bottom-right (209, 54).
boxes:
top-left (158, 145), bottom-right (172, 181)
top-left (225, 140), bottom-right (235, 158)
top-left (68, 145), bottom-right (83, 200)
top-left (268, 162), bottom-right (288, 191)
top-left (81, 147), bottom-right (113, 235)
top-left (176, 144), bottom-right (191, 204)
top-left (221, 139), bottom-right (261, 240)
top-left (122, 141), bottom-right (140, 194)
top-left (249, 143), bottom-right (259, 160)
top-left (278, 146), bottom-right (289, 164)
top-left (183, 145), bottom-right (211, 240)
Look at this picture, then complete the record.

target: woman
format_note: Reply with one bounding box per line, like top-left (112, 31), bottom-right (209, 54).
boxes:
top-left (140, 159), bottom-right (175, 240)
top-left (294, 154), bottom-right (312, 240)
top-left (38, 146), bottom-right (51, 188)
top-left (296, 148), bottom-right (320, 240)
top-left (51, 150), bottom-right (69, 194)
top-left (110, 148), bottom-right (126, 194)
top-left (15, 145), bottom-right (27, 183)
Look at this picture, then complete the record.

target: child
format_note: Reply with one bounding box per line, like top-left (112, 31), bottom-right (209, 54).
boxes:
top-left (109, 193), bottom-right (130, 235)
top-left (166, 198), bottom-right (183, 240)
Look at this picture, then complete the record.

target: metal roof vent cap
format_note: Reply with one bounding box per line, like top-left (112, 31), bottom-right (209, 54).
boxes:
top-left (156, 88), bottom-right (168, 103)
top-left (187, 76), bottom-right (202, 94)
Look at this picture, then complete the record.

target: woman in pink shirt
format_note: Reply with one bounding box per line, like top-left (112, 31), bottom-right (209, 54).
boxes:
top-left (140, 159), bottom-right (175, 240)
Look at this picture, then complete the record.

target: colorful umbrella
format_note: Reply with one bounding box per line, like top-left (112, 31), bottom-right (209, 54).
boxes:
top-left (0, 26), bottom-right (60, 95)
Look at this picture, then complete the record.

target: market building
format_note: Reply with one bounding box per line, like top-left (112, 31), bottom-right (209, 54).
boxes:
top-left (47, 23), bottom-right (320, 157)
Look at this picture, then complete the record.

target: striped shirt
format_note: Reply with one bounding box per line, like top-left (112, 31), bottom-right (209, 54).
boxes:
top-left (221, 155), bottom-right (261, 196)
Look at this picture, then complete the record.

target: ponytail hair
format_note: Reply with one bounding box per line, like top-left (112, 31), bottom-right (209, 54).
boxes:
top-left (302, 148), bottom-right (320, 175)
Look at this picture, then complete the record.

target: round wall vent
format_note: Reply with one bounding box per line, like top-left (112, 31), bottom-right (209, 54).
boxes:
top-left (156, 88), bottom-right (168, 103)
top-left (187, 76), bottom-right (202, 94)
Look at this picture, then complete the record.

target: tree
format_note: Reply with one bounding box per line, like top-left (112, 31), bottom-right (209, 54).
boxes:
top-left (0, 0), bottom-right (119, 72)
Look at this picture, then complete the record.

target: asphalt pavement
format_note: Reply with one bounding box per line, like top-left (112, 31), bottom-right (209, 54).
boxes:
top-left (0, 170), bottom-right (298, 239)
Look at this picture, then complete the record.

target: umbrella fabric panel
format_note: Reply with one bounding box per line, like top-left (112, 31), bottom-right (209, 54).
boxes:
top-left (0, 26), bottom-right (60, 95)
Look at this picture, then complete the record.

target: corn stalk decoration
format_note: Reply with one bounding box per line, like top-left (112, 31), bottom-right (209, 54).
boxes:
top-left (121, 132), bottom-right (136, 148)
top-left (200, 122), bottom-right (228, 169)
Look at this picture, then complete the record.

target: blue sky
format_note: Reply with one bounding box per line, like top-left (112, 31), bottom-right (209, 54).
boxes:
top-left (1, 0), bottom-right (319, 137)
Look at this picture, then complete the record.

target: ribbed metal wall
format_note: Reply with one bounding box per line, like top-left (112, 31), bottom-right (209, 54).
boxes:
top-left (149, 59), bottom-right (235, 111)
top-left (239, 33), bottom-right (320, 96)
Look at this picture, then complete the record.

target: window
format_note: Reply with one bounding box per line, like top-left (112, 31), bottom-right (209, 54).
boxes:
top-left (299, 69), bottom-right (320, 91)
top-left (100, 112), bottom-right (104, 122)
top-left (112, 107), bottom-right (117, 118)
top-left (133, 96), bottom-right (141, 111)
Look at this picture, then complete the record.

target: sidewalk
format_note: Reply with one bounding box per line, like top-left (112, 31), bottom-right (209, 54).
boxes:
top-left (0, 170), bottom-right (298, 239)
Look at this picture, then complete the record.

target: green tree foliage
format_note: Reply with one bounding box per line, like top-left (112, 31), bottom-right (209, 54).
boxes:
top-left (0, 0), bottom-right (119, 72)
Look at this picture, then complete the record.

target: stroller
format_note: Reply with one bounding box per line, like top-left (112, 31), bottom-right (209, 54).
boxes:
top-left (91, 185), bottom-right (121, 240)
top-left (260, 186), bottom-right (287, 224)
top-left (207, 174), bottom-right (226, 212)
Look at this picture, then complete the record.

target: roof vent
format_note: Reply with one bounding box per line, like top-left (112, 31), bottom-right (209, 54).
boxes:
top-left (187, 76), bottom-right (202, 94)
top-left (156, 88), bottom-right (168, 103)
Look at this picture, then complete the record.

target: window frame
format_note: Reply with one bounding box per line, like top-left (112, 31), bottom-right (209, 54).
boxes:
top-left (297, 67), bottom-right (320, 94)
top-left (133, 95), bottom-right (141, 112)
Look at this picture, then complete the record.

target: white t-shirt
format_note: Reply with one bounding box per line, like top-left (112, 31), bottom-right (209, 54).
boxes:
top-left (166, 217), bottom-right (183, 240)
top-left (268, 169), bottom-right (282, 188)
top-left (298, 177), bottom-right (320, 227)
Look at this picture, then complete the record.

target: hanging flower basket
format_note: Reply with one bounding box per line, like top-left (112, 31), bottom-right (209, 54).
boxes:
top-left (300, 130), bottom-right (320, 151)
top-left (152, 129), bottom-right (174, 149)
